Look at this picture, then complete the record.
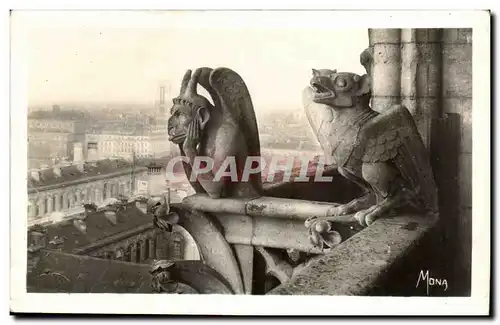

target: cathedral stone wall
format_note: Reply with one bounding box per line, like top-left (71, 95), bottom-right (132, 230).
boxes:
top-left (369, 28), bottom-right (473, 294)
top-left (441, 28), bottom-right (473, 289)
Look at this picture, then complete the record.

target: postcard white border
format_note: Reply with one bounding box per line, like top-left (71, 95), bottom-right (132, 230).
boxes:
top-left (9, 9), bottom-right (491, 316)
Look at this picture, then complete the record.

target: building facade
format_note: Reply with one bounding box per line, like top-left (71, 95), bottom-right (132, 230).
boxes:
top-left (86, 132), bottom-right (154, 160)
top-left (27, 143), bottom-right (148, 227)
top-left (85, 123), bottom-right (173, 161)
top-left (27, 106), bottom-right (88, 168)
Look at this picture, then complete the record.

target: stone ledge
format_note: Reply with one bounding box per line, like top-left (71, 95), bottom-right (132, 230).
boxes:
top-left (268, 215), bottom-right (438, 295)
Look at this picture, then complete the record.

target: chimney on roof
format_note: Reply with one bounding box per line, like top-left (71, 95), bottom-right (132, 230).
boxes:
top-left (87, 142), bottom-right (99, 164)
top-left (104, 211), bottom-right (117, 225)
top-left (53, 165), bottom-right (62, 177)
top-left (30, 169), bottom-right (40, 182)
top-left (73, 219), bottom-right (87, 234)
top-left (73, 142), bottom-right (84, 172)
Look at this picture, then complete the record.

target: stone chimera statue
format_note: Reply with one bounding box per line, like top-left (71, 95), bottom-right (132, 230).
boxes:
top-left (303, 48), bottom-right (439, 226)
top-left (167, 67), bottom-right (263, 199)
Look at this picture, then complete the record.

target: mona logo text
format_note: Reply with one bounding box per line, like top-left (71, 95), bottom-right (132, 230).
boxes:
top-left (416, 270), bottom-right (448, 295)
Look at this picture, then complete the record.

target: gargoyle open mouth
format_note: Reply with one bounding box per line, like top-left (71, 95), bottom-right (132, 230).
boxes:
top-left (311, 82), bottom-right (330, 93)
top-left (311, 82), bottom-right (334, 100)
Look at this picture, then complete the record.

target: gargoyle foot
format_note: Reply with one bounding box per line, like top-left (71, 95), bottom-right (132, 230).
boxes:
top-left (327, 192), bottom-right (376, 216)
top-left (354, 196), bottom-right (400, 227)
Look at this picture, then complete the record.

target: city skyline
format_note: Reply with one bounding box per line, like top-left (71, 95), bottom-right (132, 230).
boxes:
top-left (14, 11), bottom-right (368, 111)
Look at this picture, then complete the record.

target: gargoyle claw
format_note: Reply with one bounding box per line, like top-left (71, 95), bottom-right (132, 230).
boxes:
top-left (327, 204), bottom-right (350, 217)
top-left (354, 204), bottom-right (384, 227)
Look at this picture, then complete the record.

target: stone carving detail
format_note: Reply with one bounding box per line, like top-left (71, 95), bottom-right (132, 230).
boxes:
top-left (151, 193), bottom-right (180, 233)
top-left (151, 192), bottom-right (242, 294)
top-left (255, 246), bottom-right (293, 284)
top-left (303, 48), bottom-right (439, 231)
top-left (167, 67), bottom-right (263, 199)
top-left (304, 216), bottom-right (342, 252)
top-left (150, 260), bottom-right (190, 293)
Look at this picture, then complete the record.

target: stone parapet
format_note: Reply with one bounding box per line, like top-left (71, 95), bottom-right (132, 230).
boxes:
top-left (269, 214), bottom-right (439, 295)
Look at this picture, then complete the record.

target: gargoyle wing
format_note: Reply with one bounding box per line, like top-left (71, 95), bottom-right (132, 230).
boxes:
top-left (352, 105), bottom-right (438, 213)
top-left (207, 67), bottom-right (263, 193)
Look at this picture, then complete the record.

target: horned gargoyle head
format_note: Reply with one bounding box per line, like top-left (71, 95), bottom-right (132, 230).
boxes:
top-left (168, 69), bottom-right (213, 145)
top-left (309, 69), bottom-right (371, 108)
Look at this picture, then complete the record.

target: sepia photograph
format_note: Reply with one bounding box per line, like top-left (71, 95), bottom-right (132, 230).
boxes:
top-left (9, 9), bottom-right (490, 316)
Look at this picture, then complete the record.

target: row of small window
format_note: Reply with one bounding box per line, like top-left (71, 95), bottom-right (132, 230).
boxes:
top-left (103, 142), bottom-right (130, 146)
top-left (99, 136), bottom-right (149, 141)
top-left (136, 154), bottom-right (154, 159)
top-left (95, 238), bottom-right (156, 263)
top-left (28, 141), bottom-right (66, 147)
top-left (28, 134), bottom-right (69, 141)
top-left (98, 148), bottom-right (150, 154)
top-left (94, 236), bottom-right (185, 263)
top-left (28, 182), bottom-right (131, 218)
top-left (29, 121), bottom-right (73, 130)
top-left (100, 142), bottom-right (150, 148)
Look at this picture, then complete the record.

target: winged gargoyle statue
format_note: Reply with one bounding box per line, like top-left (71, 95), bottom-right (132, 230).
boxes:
top-left (303, 48), bottom-right (439, 227)
top-left (167, 67), bottom-right (263, 199)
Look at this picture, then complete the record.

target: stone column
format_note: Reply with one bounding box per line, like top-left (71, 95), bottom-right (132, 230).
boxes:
top-left (54, 194), bottom-right (61, 212)
top-left (369, 29), bottom-right (402, 111)
top-left (83, 187), bottom-right (89, 203)
top-left (441, 28), bottom-right (473, 286)
top-left (62, 192), bottom-right (68, 210)
top-left (148, 236), bottom-right (156, 260)
top-left (400, 29), bottom-right (418, 115)
top-left (95, 188), bottom-right (101, 203)
top-left (401, 28), bottom-right (442, 146)
top-left (74, 190), bottom-right (81, 206)
top-left (124, 181), bottom-right (130, 196)
top-left (39, 197), bottom-right (46, 216)
top-left (28, 200), bottom-right (36, 218)
top-left (88, 188), bottom-right (94, 203)
top-left (139, 239), bottom-right (147, 261)
top-left (106, 185), bottom-right (112, 200)
top-left (46, 196), bottom-right (53, 214)
top-left (69, 193), bottom-right (75, 208)
top-left (130, 242), bottom-right (137, 263)
top-left (369, 28), bottom-right (443, 147)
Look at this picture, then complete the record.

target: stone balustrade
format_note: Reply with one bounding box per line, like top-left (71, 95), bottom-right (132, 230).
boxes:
top-left (175, 191), bottom-right (439, 295)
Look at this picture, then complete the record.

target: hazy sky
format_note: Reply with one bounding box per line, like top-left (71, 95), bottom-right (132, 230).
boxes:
top-left (15, 11), bottom-right (369, 111)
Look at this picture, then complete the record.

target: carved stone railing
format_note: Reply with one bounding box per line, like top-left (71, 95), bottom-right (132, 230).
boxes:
top-left (149, 182), bottom-right (439, 295)
top-left (180, 194), bottom-right (359, 253)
